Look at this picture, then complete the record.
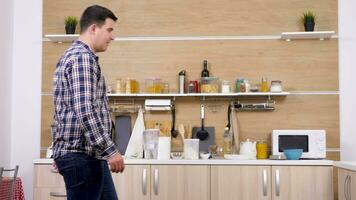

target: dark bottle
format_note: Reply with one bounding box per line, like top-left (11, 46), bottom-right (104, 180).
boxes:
top-left (201, 60), bottom-right (210, 77)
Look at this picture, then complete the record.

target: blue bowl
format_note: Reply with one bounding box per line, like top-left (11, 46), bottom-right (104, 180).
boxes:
top-left (283, 149), bottom-right (303, 160)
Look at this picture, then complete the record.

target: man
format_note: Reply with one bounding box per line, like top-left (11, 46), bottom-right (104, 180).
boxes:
top-left (52, 5), bottom-right (124, 200)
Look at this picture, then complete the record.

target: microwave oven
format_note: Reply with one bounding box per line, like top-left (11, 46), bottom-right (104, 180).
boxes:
top-left (272, 130), bottom-right (326, 159)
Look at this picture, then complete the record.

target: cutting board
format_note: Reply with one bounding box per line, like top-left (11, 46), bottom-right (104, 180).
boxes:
top-left (192, 127), bottom-right (215, 152)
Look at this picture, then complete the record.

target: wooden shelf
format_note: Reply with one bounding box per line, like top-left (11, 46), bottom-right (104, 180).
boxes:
top-left (107, 92), bottom-right (290, 98)
top-left (281, 31), bottom-right (336, 41)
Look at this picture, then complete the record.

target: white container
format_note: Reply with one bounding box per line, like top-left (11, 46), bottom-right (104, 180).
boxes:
top-left (184, 139), bottom-right (199, 159)
top-left (158, 137), bottom-right (171, 160)
top-left (221, 80), bottom-right (231, 93)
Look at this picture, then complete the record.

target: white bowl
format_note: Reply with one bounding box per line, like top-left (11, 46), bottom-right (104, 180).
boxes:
top-left (200, 153), bottom-right (211, 160)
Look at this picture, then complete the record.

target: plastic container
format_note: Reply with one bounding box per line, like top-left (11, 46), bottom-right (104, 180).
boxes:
top-left (143, 129), bottom-right (159, 159)
top-left (261, 77), bottom-right (268, 92)
top-left (145, 78), bottom-right (162, 93)
top-left (184, 139), bottom-right (199, 159)
top-left (200, 77), bottom-right (219, 93)
top-left (283, 149), bottom-right (303, 160)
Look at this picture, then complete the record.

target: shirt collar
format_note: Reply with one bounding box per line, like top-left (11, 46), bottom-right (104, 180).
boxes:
top-left (73, 40), bottom-right (99, 61)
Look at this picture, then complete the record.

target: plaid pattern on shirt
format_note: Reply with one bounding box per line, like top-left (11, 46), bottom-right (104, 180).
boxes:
top-left (52, 40), bottom-right (117, 159)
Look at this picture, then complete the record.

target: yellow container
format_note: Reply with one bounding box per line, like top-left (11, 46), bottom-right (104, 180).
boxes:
top-left (256, 140), bottom-right (268, 159)
top-left (145, 78), bottom-right (162, 93)
top-left (261, 77), bottom-right (268, 92)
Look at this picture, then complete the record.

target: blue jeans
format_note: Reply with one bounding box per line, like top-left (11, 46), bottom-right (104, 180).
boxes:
top-left (55, 153), bottom-right (118, 200)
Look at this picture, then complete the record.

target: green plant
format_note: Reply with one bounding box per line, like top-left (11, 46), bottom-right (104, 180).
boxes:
top-left (64, 16), bottom-right (78, 27)
top-left (301, 11), bottom-right (316, 24)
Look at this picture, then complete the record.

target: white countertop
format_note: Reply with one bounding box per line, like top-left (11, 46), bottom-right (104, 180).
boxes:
top-left (334, 161), bottom-right (356, 171)
top-left (34, 158), bottom-right (333, 166)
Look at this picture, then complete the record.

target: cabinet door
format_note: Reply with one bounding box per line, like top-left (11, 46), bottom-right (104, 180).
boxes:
top-left (272, 166), bottom-right (333, 200)
top-left (112, 165), bottom-right (151, 200)
top-left (33, 165), bottom-right (66, 200)
top-left (211, 165), bottom-right (271, 200)
top-left (351, 170), bottom-right (356, 200)
top-left (150, 165), bottom-right (210, 200)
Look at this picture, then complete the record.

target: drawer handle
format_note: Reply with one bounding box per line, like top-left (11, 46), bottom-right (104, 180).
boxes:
top-left (262, 169), bottom-right (268, 196)
top-left (49, 192), bottom-right (66, 197)
top-left (142, 168), bottom-right (147, 195)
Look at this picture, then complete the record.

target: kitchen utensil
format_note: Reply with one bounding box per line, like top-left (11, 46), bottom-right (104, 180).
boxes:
top-left (196, 104), bottom-right (209, 140)
top-left (177, 124), bottom-right (185, 139)
top-left (114, 115), bottom-right (132, 154)
top-left (171, 104), bottom-right (178, 138)
top-left (283, 149), bottom-right (303, 160)
top-left (240, 139), bottom-right (256, 156)
top-left (192, 104), bottom-right (215, 152)
top-left (230, 106), bottom-right (240, 153)
top-left (226, 104), bottom-right (231, 130)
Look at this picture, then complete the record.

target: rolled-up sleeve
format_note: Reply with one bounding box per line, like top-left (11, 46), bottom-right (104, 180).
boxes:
top-left (70, 53), bottom-right (117, 158)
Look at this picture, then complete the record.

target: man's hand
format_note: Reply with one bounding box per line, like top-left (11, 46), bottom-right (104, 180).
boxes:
top-left (108, 153), bottom-right (125, 173)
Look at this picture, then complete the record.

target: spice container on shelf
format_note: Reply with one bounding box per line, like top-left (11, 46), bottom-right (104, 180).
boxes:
top-left (235, 78), bottom-right (244, 92)
top-left (261, 77), bottom-right (268, 92)
top-left (244, 80), bottom-right (250, 92)
top-left (188, 80), bottom-right (199, 93)
top-left (116, 78), bottom-right (124, 93)
top-left (270, 80), bottom-right (283, 92)
top-left (221, 80), bottom-right (231, 93)
top-left (145, 78), bottom-right (162, 93)
top-left (200, 77), bottom-right (219, 93)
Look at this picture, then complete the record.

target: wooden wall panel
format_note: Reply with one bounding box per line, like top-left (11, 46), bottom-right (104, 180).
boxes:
top-left (41, 96), bottom-right (54, 149)
top-left (43, 0), bottom-right (337, 36)
top-left (42, 39), bottom-right (338, 92)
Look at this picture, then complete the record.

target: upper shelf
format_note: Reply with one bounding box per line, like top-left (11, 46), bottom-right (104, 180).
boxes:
top-left (281, 31), bottom-right (336, 41)
top-left (107, 92), bottom-right (290, 98)
top-left (43, 31), bottom-right (337, 42)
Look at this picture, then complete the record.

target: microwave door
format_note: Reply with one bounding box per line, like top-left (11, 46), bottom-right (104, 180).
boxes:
top-left (278, 135), bottom-right (309, 152)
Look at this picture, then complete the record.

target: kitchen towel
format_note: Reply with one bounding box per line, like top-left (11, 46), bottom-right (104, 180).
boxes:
top-left (114, 115), bottom-right (132, 154)
top-left (125, 108), bottom-right (145, 158)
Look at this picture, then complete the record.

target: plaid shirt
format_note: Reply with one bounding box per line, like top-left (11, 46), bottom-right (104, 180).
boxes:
top-left (52, 40), bottom-right (117, 160)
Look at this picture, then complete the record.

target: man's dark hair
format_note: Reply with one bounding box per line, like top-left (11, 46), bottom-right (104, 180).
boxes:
top-left (80, 5), bottom-right (118, 33)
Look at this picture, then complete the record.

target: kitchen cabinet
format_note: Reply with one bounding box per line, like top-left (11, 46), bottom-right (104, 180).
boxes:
top-left (211, 165), bottom-right (333, 200)
top-left (211, 165), bottom-right (271, 200)
top-left (338, 168), bottom-right (356, 200)
top-left (271, 166), bottom-right (333, 200)
top-left (112, 165), bottom-right (210, 200)
top-left (33, 165), bottom-right (66, 200)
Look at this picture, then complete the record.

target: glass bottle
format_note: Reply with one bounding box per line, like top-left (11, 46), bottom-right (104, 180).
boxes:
top-left (201, 60), bottom-right (210, 77)
top-left (261, 77), bottom-right (268, 92)
top-left (223, 127), bottom-right (232, 154)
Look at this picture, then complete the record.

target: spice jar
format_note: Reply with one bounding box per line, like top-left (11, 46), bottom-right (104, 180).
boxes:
top-left (221, 80), bottom-right (231, 93)
top-left (261, 77), bottom-right (268, 92)
top-left (256, 140), bottom-right (268, 159)
top-left (270, 80), bottom-right (283, 92)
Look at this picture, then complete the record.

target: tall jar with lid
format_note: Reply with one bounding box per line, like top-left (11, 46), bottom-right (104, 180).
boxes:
top-left (221, 80), bottom-right (231, 93)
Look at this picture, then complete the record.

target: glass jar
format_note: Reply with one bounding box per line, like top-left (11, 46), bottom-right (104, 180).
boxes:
top-left (145, 78), bottom-right (162, 93)
top-left (261, 77), bottom-right (268, 92)
top-left (221, 80), bottom-right (231, 93)
top-left (200, 77), bottom-right (219, 93)
top-left (270, 80), bottom-right (283, 92)
top-left (256, 140), bottom-right (268, 159)
top-left (235, 78), bottom-right (244, 93)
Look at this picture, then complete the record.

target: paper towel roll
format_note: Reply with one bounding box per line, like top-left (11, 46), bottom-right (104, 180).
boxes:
top-left (158, 137), bottom-right (171, 160)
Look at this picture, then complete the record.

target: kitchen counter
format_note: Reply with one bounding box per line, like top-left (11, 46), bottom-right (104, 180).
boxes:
top-left (334, 161), bottom-right (356, 171)
top-left (34, 158), bottom-right (333, 166)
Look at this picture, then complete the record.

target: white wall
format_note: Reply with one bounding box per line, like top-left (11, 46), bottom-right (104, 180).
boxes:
top-left (0, 0), bottom-right (13, 168)
top-left (339, 1), bottom-right (356, 160)
top-left (10, 0), bottom-right (42, 199)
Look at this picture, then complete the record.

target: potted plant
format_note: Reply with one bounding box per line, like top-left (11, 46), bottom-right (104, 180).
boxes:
top-left (301, 11), bottom-right (316, 32)
top-left (64, 16), bottom-right (78, 34)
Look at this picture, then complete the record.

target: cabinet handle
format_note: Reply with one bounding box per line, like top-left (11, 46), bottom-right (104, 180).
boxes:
top-left (49, 192), bottom-right (67, 197)
top-left (154, 168), bottom-right (159, 195)
top-left (348, 175), bottom-right (352, 200)
top-left (142, 168), bottom-right (147, 195)
top-left (344, 175), bottom-right (349, 200)
top-left (275, 169), bottom-right (280, 197)
top-left (262, 169), bottom-right (268, 196)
